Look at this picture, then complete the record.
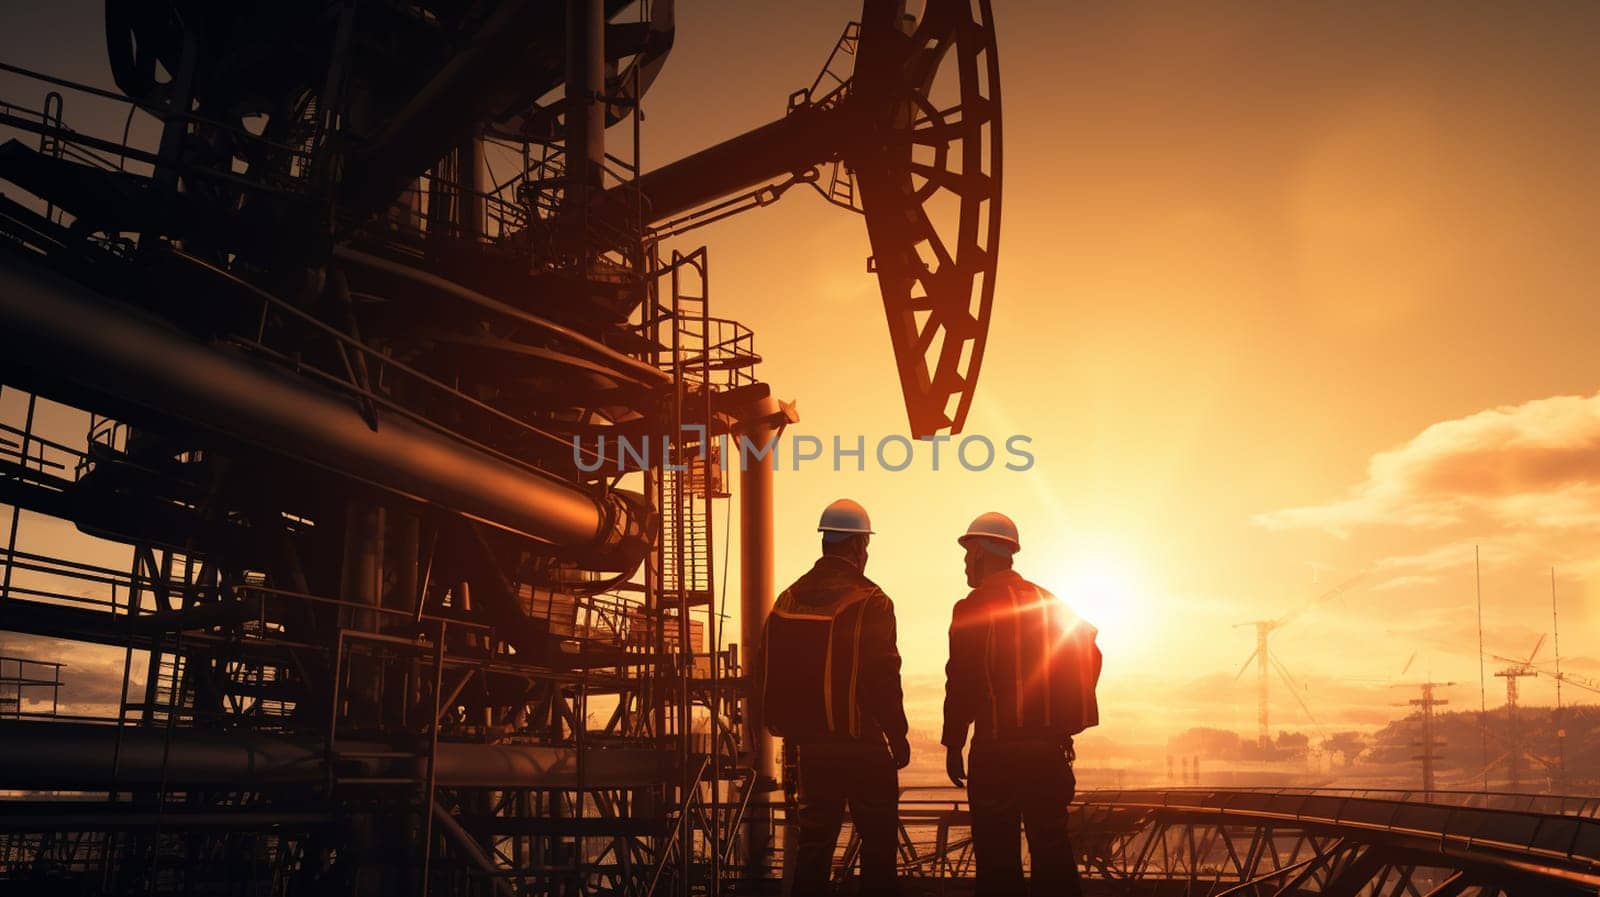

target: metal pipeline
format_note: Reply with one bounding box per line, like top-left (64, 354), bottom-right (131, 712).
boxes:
top-left (0, 256), bottom-right (648, 562)
top-left (0, 721), bottom-right (670, 790)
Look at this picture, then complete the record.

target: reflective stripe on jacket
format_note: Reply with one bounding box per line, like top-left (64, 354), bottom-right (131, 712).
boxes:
top-left (761, 556), bottom-right (909, 742)
top-left (942, 569), bottom-right (1102, 749)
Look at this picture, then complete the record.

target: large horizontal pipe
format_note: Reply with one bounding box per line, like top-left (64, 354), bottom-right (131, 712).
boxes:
top-left (0, 804), bottom-right (330, 831)
top-left (620, 103), bottom-right (846, 224)
top-left (0, 722), bottom-right (670, 790)
top-left (0, 256), bottom-right (642, 556)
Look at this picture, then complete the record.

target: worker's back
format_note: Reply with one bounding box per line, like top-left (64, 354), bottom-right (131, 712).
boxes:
top-left (943, 514), bottom-right (1098, 897)
top-left (762, 555), bottom-right (906, 742)
top-left (947, 569), bottom-right (1101, 746)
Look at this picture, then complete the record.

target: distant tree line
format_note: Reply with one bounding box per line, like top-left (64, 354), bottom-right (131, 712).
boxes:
top-left (1165, 703), bottom-right (1600, 787)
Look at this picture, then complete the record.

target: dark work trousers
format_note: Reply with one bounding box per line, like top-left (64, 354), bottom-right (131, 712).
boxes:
top-left (786, 739), bottom-right (900, 897)
top-left (967, 738), bottom-right (1082, 897)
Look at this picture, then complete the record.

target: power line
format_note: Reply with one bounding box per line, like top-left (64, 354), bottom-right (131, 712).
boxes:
top-left (1475, 545), bottom-right (1488, 792)
top-left (1553, 567), bottom-right (1565, 790)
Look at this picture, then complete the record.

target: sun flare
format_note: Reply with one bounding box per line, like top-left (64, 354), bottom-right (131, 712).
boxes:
top-left (1048, 548), bottom-right (1146, 655)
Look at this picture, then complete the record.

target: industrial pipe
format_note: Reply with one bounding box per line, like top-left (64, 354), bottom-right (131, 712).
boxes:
top-left (0, 721), bottom-right (670, 790)
top-left (564, 0), bottom-right (606, 205)
top-left (0, 805), bottom-right (330, 831)
top-left (0, 256), bottom-right (647, 561)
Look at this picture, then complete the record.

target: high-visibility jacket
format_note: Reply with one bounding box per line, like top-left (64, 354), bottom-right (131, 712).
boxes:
top-left (941, 569), bottom-right (1101, 750)
top-left (761, 556), bottom-right (909, 743)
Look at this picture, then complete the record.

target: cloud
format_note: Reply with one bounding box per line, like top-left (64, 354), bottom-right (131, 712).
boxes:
top-left (0, 635), bottom-right (140, 717)
top-left (1372, 540), bottom-right (1527, 581)
top-left (1370, 574), bottom-right (1438, 592)
top-left (1256, 391), bottom-right (1600, 535)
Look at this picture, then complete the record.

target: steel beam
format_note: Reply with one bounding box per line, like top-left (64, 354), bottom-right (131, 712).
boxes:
top-left (619, 104), bottom-right (845, 224)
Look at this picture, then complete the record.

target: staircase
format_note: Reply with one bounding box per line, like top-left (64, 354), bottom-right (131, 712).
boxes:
top-left (135, 648), bottom-right (191, 727)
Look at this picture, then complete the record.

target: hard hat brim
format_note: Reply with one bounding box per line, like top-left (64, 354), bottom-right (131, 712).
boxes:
top-left (958, 533), bottom-right (1019, 550)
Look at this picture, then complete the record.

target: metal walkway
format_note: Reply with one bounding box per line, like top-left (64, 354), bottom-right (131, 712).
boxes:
top-left (837, 787), bottom-right (1600, 896)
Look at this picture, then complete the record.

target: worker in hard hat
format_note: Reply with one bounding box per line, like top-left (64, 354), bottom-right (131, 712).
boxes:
top-left (942, 512), bottom-right (1102, 897)
top-left (762, 498), bottom-right (910, 897)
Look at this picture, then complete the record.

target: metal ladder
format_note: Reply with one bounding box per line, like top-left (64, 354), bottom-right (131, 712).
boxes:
top-left (658, 245), bottom-right (719, 615)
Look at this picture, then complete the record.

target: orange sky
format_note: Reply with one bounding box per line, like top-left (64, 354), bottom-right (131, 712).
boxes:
top-left (6, 1), bottom-right (1600, 755)
top-left (632, 1), bottom-right (1600, 750)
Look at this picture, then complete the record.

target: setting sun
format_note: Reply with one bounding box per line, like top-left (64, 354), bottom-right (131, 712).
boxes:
top-left (1049, 548), bottom-right (1147, 657)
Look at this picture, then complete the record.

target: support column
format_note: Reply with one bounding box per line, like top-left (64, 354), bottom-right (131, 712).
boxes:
top-left (456, 134), bottom-right (484, 241)
top-left (564, 0), bottom-right (607, 211)
top-left (338, 501), bottom-right (384, 730)
top-left (738, 397), bottom-right (783, 878)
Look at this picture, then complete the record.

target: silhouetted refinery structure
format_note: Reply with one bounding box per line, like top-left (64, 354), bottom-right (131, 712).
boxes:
top-left (0, 3), bottom-right (1597, 894)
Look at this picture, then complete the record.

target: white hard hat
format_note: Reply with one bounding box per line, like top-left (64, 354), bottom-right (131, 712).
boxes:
top-left (958, 511), bottom-right (1020, 551)
top-left (818, 499), bottom-right (874, 540)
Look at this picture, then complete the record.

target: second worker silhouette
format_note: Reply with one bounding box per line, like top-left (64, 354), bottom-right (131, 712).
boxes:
top-left (762, 499), bottom-right (910, 897)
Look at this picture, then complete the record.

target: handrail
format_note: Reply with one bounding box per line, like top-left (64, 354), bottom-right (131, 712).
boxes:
top-left (0, 60), bottom-right (312, 157)
top-left (1059, 787), bottom-right (1600, 890)
top-left (793, 786), bottom-right (1600, 890)
top-left (719, 768), bottom-right (760, 869)
top-left (646, 755), bottom-right (711, 896)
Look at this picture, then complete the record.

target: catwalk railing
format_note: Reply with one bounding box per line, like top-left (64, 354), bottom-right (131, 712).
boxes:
top-left (789, 786), bottom-right (1600, 896)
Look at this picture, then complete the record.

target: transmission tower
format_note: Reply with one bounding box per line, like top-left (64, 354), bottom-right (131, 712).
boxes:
top-left (1400, 681), bottom-right (1453, 798)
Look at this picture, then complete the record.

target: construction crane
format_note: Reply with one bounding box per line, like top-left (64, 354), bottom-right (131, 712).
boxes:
top-left (1516, 663), bottom-right (1600, 696)
top-left (1514, 651), bottom-right (1600, 794)
top-left (1490, 634), bottom-right (1573, 792)
top-left (1492, 635), bottom-right (1545, 709)
top-left (1233, 571), bottom-right (1367, 748)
